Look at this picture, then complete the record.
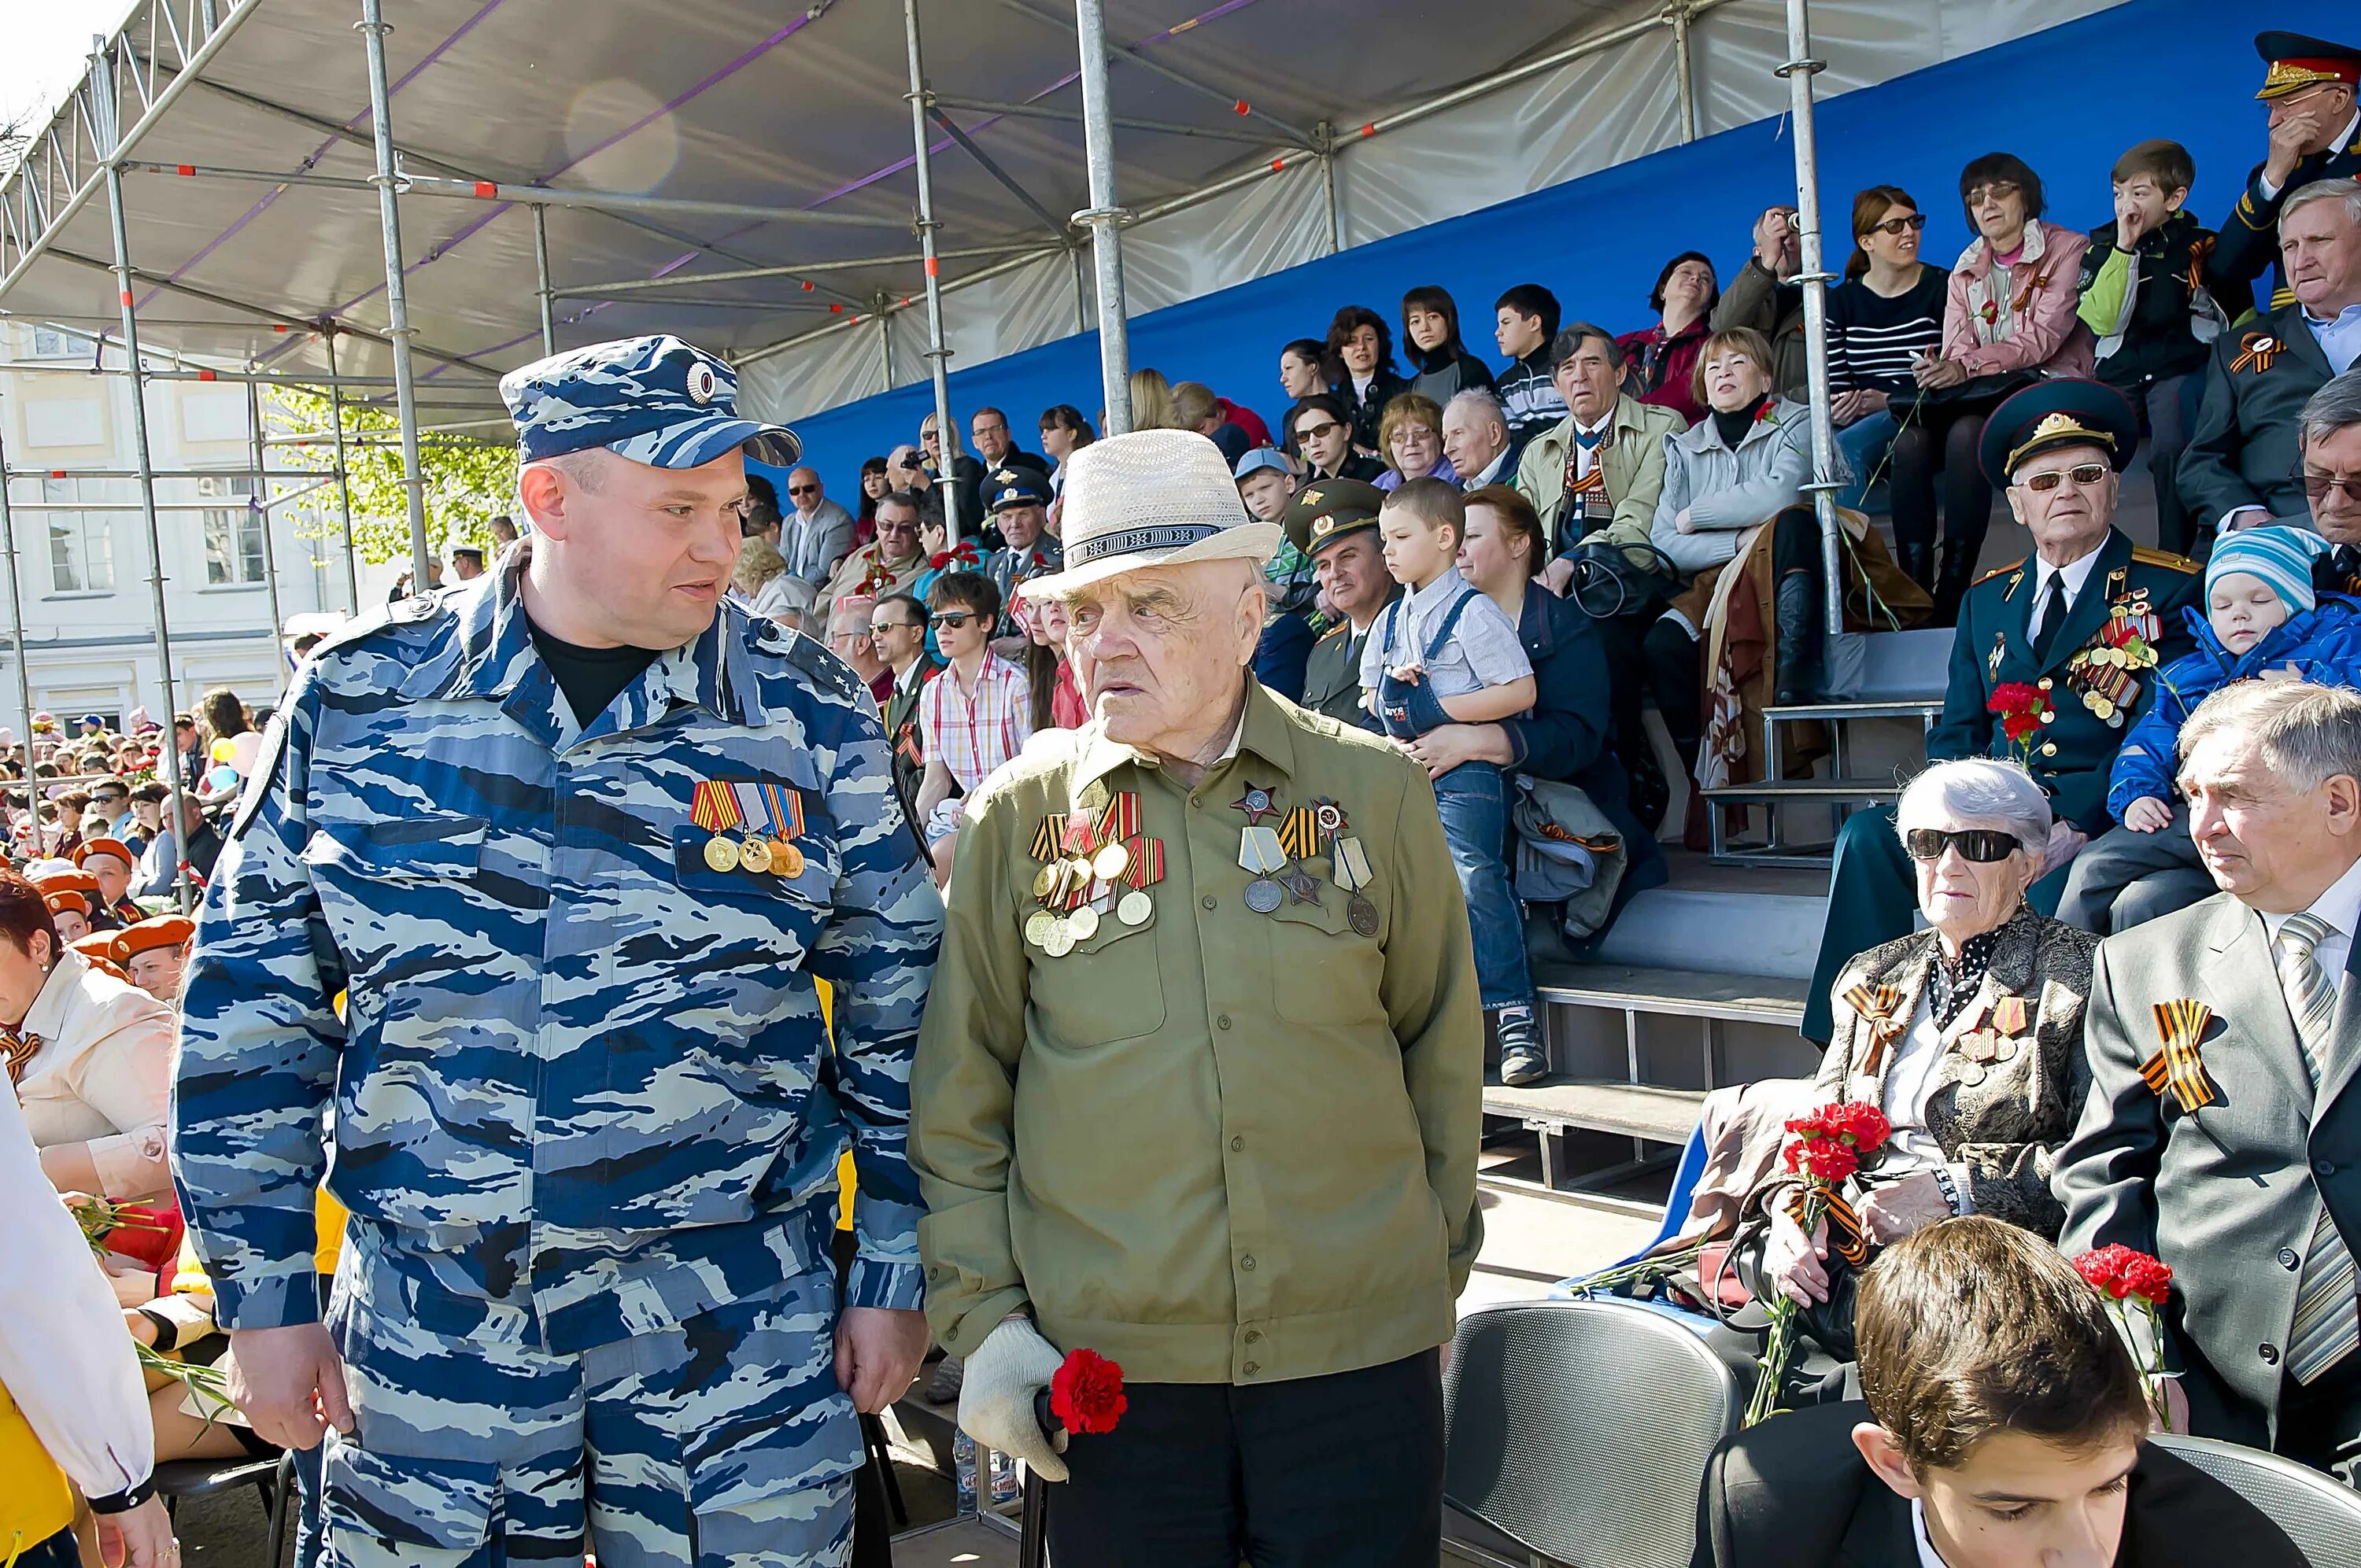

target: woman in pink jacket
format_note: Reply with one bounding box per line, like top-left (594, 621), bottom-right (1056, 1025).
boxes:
top-left (1898, 153), bottom-right (2097, 622)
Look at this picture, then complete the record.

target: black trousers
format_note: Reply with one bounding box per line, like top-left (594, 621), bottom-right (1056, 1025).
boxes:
top-left (1888, 406), bottom-right (1993, 560)
top-left (2277, 1351), bottom-right (2361, 1481)
top-left (1047, 1352), bottom-right (1445, 1568)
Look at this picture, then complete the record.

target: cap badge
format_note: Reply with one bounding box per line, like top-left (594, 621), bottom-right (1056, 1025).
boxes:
top-left (687, 363), bottom-right (718, 405)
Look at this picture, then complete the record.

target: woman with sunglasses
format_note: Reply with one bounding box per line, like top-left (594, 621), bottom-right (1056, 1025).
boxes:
top-left (1738, 758), bottom-right (2097, 1404)
top-left (1827, 186), bottom-right (1951, 570)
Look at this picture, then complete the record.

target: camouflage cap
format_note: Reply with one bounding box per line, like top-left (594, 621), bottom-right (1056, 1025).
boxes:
top-left (500, 334), bottom-right (801, 469)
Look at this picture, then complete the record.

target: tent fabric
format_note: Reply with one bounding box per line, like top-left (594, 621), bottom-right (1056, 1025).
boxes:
top-left (0, 0), bottom-right (1642, 418)
top-left (759, 0), bottom-right (2342, 493)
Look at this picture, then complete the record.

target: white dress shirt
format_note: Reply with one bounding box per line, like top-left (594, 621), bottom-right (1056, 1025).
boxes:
top-left (1569, 413), bottom-right (1613, 483)
top-left (2026, 540), bottom-right (2106, 640)
top-left (0, 1074), bottom-right (153, 1500)
top-left (2262, 850), bottom-right (2361, 1000)
top-left (2304, 300), bottom-right (2361, 378)
top-left (1911, 1498), bottom-right (1952, 1568)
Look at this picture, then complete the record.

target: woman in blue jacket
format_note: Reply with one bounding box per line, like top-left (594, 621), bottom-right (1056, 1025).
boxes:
top-left (2059, 526), bottom-right (2359, 933)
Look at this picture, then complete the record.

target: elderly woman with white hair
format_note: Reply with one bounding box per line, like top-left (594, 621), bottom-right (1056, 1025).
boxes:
top-left (1752, 758), bottom-right (2100, 1356)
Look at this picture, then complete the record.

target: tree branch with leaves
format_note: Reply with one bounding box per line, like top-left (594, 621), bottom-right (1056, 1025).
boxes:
top-left (260, 386), bottom-right (518, 566)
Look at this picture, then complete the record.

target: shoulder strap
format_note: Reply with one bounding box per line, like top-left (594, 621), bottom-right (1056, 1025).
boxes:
top-left (1421, 585), bottom-right (1482, 663)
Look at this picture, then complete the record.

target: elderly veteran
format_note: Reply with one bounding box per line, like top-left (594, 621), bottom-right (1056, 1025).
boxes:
top-left (1804, 381), bottom-right (2200, 1040)
top-left (1290, 478), bottom-right (1402, 730)
top-left (1750, 760), bottom-right (2097, 1392)
top-left (912, 430), bottom-right (1481, 1566)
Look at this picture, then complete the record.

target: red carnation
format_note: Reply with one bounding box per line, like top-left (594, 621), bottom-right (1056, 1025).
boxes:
top-left (1781, 1101), bottom-right (1892, 1184)
top-left (1050, 1347), bottom-right (1128, 1436)
top-left (2075, 1244), bottom-right (2173, 1306)
top-left (1824, 1101), bottom-right (1893, 1154)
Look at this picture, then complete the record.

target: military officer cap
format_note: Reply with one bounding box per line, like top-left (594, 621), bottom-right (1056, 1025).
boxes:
top-left (500, 334), bottom-right (801, 469)
top-left (1283, 478), bottom-right (1387, 559)
top-left (2254, 31), bottom-right (2361, 101)
top-left (987, 467), bottom-right (1051, 511)
top-left (1978, 379), bottom-right (2141, 489)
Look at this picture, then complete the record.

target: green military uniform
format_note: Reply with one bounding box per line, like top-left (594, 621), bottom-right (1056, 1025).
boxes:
top-left (2213, 31), bottom-right (2361, 312)
top-left (2178, 301), bottom-right (2338, 528)
top-left (1284, 478), bottom-right (1397, 732)
top-left (1804, 381), bottom-right (2202, 1039)
top-left (911, 681), bottom-right (1483, 1384)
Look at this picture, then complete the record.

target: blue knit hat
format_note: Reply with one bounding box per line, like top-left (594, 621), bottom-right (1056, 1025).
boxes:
top-left (2205, 526), bottom-right (2329, 614)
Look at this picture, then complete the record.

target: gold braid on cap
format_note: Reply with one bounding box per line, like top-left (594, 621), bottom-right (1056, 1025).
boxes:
top-left (2259, 57), bottom-right (2356, 100)
top-left (2006, 411), bottom-right (2117, 477)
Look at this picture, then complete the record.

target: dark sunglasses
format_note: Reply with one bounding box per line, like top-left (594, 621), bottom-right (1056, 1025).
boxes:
top-left (787, 483), bottom-right (818, 496)
top-left (2297, 468), bottom-right (2361, 506)
top-left (1296, 420), bottom-right (1345, 441)
top-left (868, 618), bottom-right (920, 635)
top-left (2016, 462), bottom-right (2111, 494)
top-left (929, 611), bottom-right (979, 629)
top-left (1904, 828), bottom-right (2021, 863)
top-left (1864, 213), bottom-right (1926, 237)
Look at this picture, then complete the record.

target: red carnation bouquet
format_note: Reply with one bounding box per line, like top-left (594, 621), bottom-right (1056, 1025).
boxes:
top-left (928, 538), bottom-right (982, 574)
top-left (2075, 1244), bottom-right (2174, 1427)
top-left (1986, 681), bottom-right (2054, 766)
top-left (1745, 1101), bottom-right (1892, 1427)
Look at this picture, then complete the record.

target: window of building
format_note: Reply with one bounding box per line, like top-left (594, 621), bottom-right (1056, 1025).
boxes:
top-left (43, 478), bottom-right (113, 592)
top-left (28, 324), bottom-right (79, 360)
top-left (201, 477), bottom-right (264, 585)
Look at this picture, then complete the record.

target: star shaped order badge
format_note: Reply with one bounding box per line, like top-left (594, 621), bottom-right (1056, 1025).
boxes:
top-left (1231, 784), bottom-right (1279, 825)
top-left (1281, 867), bottom-right (1322, 905)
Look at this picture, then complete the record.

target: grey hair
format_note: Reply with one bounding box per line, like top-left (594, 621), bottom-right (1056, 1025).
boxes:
top-left (2301, 366), bottom-right (2361, 448)
top-left (1443, 387), bottom-right (1507, 428)
top-left (2178, 679), bottom-right (2361, 794)
top-left (1894, 758), bottom-right (2052, 855)
top-left (2282, 175), bottom-right (2361, 234)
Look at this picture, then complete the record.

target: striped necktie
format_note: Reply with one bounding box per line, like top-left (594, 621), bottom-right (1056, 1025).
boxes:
top-left (2278, 911), bottom-right (2359, 1384)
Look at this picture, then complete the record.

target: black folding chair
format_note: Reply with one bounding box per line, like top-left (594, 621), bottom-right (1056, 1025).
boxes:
top-left (2152, 1432), bottom-right (2361, 1566)
top-left (1443, 1298), bottom-right (1742, 1568)
top-left (153, 1449), bottom-right (294, 1568)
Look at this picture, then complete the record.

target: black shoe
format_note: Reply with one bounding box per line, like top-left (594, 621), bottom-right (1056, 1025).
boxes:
top-left (1773, 574), bottom-right (1826, 707)
top-left (1897, 541), bottom-right (1934, 595)
top-left (1932, 540), bottom-right (1978, 628)
top-left (1495, 1005), bottom-right (1547, 1086)
top-left (1622, 747), bottom-right (1670, 836)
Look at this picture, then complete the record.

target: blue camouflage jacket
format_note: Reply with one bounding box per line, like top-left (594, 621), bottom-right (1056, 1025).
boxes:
top-left (171, 553), bottom-right (941, 1352)
top-left (2107, 600), bottom-right (2361, 819)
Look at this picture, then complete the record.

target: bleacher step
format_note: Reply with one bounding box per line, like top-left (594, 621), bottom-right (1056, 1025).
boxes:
top-left (1533, 961), bottom-right (1806, 1027)
top-left (1589, 886), bottom-right (1827, 983)
top-left (1482, 1077), bottom-right (1705, 1145)
top-left (1700, 780), bottom-right (1901, 801)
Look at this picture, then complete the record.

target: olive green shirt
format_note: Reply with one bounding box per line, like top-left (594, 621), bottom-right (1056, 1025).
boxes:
top-left (911, 681), bottom-right (1483, 1385)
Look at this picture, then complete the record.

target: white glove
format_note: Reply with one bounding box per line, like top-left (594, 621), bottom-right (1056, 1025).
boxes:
top-left (957, 1315), bottom-right (1070, 1482)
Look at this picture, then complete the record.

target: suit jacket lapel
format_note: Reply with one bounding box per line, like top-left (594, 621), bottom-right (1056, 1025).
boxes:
top-left (2036, 529), bottom-right (2130, 677)
top-left (2312, 932), bottom-right (2361, 1117)
top-left (2280, 301), bottom-right (2333, 382)
top-left (2204, 900), bottom-right (2315, 1098)
top-left (1837, 1481), bottom-right (1918, 1568)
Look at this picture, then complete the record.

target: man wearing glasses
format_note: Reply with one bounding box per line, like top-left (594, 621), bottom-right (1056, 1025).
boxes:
top-left (870, 592), bottom-right (940, 814)
top-left (780, 465), bottom-right (855, 589)
top-left (1803, 381), bottom-right (2201, 1040)
top-left (2215, 31), bottom-right (2361, 310)
top-left (822, 491), bottom-right (929, 610)
top-left (913, 572), bottom-right (1030, 884)
top-left (2184, 179), bottom-right (2361, 536)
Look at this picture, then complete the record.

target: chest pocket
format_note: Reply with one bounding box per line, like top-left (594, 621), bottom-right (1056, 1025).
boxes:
top-left (1264, 879), bottom-right (1385, 1028)
top-left (301, 814), bottom-right (490, 991)
top-left (1029, 890), bottom-right (1166, 1046)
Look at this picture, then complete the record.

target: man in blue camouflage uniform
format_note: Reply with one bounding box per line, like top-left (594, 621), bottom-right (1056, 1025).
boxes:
top-left (170, 334), bottom-right (941, 1566)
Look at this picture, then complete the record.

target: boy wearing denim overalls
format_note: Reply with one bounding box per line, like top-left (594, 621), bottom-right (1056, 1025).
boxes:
top-left (1359, 478), bottom-right (1547, 1083)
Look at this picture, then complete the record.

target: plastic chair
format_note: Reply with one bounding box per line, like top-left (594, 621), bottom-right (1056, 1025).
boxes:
top-left (2151, 1433), bottom-right (2361, 1564)
top-left (1444, 1298), bottom-right (1742, 1568)
top-left (154, 1448), bottom-right (294, 1568)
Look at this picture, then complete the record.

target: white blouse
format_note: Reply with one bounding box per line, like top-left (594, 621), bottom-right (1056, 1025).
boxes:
top-left (0, 1075), bottom-right (152, 1499)
top-left (14, 948), bottom-right (176, 1200)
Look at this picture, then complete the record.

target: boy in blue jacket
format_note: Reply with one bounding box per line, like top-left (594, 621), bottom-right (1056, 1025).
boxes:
top-left (2057, 525), bottom-right (2355, 933)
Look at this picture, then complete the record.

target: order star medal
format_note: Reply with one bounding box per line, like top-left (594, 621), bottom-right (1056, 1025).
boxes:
top-left (693, 780), bottom-right (745, 872)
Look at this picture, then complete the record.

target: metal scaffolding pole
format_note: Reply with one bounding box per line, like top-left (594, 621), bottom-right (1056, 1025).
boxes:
top-left (323, 331), bottom-right (363, 615)
top-left (1778, 0), bottom-right (1843, 639)
top-left (532, 205), bottom-right (557, 357)
top-left (102, 164), bottom-right (191, 915)
top-left (0, 422), bottom-right (39, 829)
top-left (358, 0), bottom-right (435, 592)
top-left (902, 0), bottom-right (965, 547)
top-left (246, 378), bottom-right (288, 677)
top-left (1672, 3), bottom-right (1699, 142)
top-left (1073, 0), bottom-right (1134, 434)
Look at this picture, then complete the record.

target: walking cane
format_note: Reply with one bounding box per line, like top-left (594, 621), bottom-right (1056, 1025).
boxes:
top-left (1018, 1389), bottom-right (1059, 1567)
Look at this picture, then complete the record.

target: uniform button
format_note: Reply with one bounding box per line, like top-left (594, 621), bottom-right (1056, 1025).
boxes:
top-left (1201, 895), bottom-right (1217, 910)
top-left (1243, 1361), bottom-right (1260, 1376)
top-left (2281, 1247), bottom-right (2302, 1269)
top-left (2261, 1342), bottom-right (2282, 1366)
top-left (1240, 1254), bottom-right (1256, 1271)
top-left (2319, 1160), bottom-right (2339, 1179)
top-left (1230, 1135), bottom-right (1245, 1151)
top-left (1243, 1329), bottom-right (1261, 1343)
top-left (1217, 1014), bottom-right (1232, 1030)
top-left (2040, 743), bottom-right (2057, 757)
top-left (2038, 677), bottom-right (2053, 690)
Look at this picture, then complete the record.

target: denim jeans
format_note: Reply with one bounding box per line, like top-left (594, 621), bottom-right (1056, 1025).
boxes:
top-left (1833, 408), bottom-right (1898, 514)
top-left (1432, 762), bottom-right (1533, 1012)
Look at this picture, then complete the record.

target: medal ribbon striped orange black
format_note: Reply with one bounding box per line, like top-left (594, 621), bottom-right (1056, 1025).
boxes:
top-left (1843, 983), bottom-right (1905, 1075)
top-left (1030, 814), bottom-right (1069, 862)
top-left (1786, 1186), bottom-right (1873, 1267)
top-left (1274, 806), bottom-right (1321, 862)
top-left (2138, 998), bottom-right (2218, 1112)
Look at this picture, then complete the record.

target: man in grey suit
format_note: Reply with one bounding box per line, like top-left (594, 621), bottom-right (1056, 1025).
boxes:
top-left (2056, 678), bottom-right (2361, 1476)
top-left (781, 466), bottom-right (857, 588)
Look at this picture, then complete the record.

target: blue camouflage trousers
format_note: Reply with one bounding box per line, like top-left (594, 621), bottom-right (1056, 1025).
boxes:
top-left (322, 1269), bottom-right (856, 1567)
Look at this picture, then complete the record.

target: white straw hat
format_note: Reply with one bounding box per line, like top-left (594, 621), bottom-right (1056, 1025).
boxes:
top-left (1018, 428), bottom-right (1280, 599)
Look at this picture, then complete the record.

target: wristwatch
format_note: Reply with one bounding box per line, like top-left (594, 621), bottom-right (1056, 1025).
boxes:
top-left (1931, 1167), bottom-right (1963, 1216)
